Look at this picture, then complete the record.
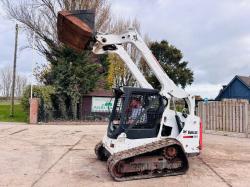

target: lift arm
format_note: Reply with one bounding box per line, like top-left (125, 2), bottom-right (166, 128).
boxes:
top-left (93, 29), bottom-right (190, 98)
top-left (92, 29), bottom-right (195, 115)
top-left (93, 43), bottom-right (153, 89)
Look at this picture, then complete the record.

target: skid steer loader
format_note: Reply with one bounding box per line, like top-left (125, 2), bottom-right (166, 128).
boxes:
top-left (57, 10), bottom-right (202, 181)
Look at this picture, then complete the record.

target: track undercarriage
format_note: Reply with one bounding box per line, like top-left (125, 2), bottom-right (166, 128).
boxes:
top-left (95, 139), bottom-right (189, 181)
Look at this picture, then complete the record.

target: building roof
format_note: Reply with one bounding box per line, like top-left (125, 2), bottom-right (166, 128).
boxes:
top-left (83, 88), bottom-right (113, 97)
top-left (83, 78), bottom-right (113, 97)
top-left (238, 75), bottom-right (250, 87)
top-left (215, 75), bottom-right (250, 100)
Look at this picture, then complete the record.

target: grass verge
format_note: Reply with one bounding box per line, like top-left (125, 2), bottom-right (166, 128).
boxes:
top-left (0, 103), bottom-right (27, 122)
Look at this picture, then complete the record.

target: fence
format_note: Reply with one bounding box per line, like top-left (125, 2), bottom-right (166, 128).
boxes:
top-left (197, 99), bottom-right (250, 137)
top-left (81, 110), bottom-right (110, 121)
top-left (37, 108), bottom-right (111, 122)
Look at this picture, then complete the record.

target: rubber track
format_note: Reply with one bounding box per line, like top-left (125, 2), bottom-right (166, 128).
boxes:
top-left (95, 141), bottom-right (103, 160)
top-left (107, 138), bottom-right (189, 181)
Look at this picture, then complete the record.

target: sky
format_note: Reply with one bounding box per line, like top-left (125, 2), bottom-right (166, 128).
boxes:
top-left (0, 5), bottom-right (46, 85)
top-left (0, 0), bottom-right (250, 99)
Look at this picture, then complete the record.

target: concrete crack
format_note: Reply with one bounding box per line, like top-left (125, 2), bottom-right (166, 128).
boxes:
top-left (31, 135), bottom-right (86, 187)
top-left (9, 128), bottom-right (28, 135)
top-left (198, 157), bottom-right (232, 187)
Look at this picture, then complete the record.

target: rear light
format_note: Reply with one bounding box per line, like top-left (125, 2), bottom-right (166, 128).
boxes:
top-left (199, 119), bottom-right (203, 150)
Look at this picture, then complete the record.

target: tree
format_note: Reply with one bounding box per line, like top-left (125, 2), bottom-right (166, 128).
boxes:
top-left (1, 0), bottom-right (111, 90)
top-left (1, 0), bottom-right (111, 59)
top-left (0, 66), bottom-right (12, 97)
top-left (15, 74), bottom-right (27, 97)
top-left (1, 0), bottom-right (112, 119)
top-left (146, 40), bottom-right (193, 89)
top-left (0, 66), bottom-right (27, 98)
top-left (107, 54), bottom-right (131, 87)
top-left (33, 46), bottom-right (101, 120)
top-left (107, 18), bottom-right (141, 87)
top-left (21, 85), bottom-right (55, 122)
top-left (49, 47), bottom-right (100, 119)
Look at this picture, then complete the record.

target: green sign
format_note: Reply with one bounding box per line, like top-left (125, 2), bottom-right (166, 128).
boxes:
top-left (91, 97), bottom-right (114, 112)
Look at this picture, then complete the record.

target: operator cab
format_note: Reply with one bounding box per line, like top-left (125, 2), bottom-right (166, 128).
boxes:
top-left (108, 87), bottom-right (166, 139)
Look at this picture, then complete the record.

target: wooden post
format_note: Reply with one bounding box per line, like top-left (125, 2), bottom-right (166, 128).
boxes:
top-left (205, 102), bottom-right (208, 130)
top-left (223, 101), bottom-right (226, 131)
top-left (224, 101), bottom-right (227, 131)
top-left (219, 102), bottom-right (221, 130)
top-left (230, 100), bottom-right (233, 132)
top-left (208, 102), bottom-right (211, 130)
top-left (212, 102), bottom-right (214, 130)
top-left (213, 102), bottom-right (216, 130)
top-left (246, 104), bottom-right (250, 137)
top-left (235, 103), bottom-right (239, 133)
top-left (199, 102), bottom-right (206, 132)
top-left (227, 100), bottom-right (231, 132)
top-left (239, 103), bottom-right (242, 133)
top-left (214, 102), bottom-right (217, 130)
top-left (202, 102), bottom-right (206, 132)
top-left (221, 101), bottom-right (223, 131)
top-left (217, 102), bottom-right (219, 130)
top-left (210, 102), bottom-right (213, 130)
top-left (242, 103), bottom-right (248, 137)
top-left (197, 102), bottom-right (201, 117)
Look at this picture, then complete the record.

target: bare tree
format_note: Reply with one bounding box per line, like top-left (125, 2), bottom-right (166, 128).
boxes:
top-left (1, 0), bottom-right (111, 60)
top-left (1, 0), bottom-right (147, 88)
top-left (15, 74), bottom-right (27, 97)
top-left (139, 34), bottom-right (152, 78)
top-left (0, 66), bottom-right (13, 97)
top-left (107, 17), bottom-right (149, 87)
top-left (0, 66), bottom-right (28, 97)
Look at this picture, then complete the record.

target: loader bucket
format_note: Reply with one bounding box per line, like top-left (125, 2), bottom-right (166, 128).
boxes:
top-left (57, 10), bottom-right (95, 51)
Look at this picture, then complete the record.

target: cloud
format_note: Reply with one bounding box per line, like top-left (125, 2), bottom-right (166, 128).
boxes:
top-left (111, 0), bottom-right (250, 97)
top-left (0, 1), bottom-right (249, 98)
top-left (0, 5), bottom-right (46, 84)
top-left (185, 83), bottom-right (222, 99)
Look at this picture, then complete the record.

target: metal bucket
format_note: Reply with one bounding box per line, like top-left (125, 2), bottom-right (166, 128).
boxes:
top-left (57, 10), bottom-right (95, 51)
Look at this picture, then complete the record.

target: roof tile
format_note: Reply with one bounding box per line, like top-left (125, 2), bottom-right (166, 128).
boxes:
top-left (238, 76), bottom-right (250, 87)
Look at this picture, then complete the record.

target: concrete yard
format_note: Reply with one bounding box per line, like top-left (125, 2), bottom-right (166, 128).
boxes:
top-left (0, 124), bottom-right (250, 187)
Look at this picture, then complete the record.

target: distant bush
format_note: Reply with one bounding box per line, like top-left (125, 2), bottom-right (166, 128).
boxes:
top-left (21, 85), bottom-right (55, 122)
top-left (0, 97), bottom-right (21, 102)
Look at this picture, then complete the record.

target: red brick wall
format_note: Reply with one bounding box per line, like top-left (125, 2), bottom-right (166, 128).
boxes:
top-left (29, 98), bottom-right (39, 124)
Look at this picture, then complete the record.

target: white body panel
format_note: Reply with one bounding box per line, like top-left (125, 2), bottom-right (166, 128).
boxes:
top-left (102, 110), bottom-right (200, 155)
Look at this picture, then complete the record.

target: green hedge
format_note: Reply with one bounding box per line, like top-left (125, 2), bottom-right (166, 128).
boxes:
top-left (21, 85), bottom-right (55, 122)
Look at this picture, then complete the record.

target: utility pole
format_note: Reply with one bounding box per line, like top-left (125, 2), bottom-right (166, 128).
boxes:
top-left (10, 24), bottom-right (18, 117)
top-left (30, 31), bottom-right (35, 100)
